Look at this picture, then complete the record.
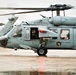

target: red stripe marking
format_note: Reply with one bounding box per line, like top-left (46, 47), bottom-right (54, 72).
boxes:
top-left (39, 57), bottom-right (45, 75)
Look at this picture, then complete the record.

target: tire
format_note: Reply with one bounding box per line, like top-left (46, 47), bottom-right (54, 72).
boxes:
top-left (14, 48), bottom-right (17, 51)
top-left (0, 39), bottom-right (8, 47)
top-left (37, 47), bottom-right (47, 56)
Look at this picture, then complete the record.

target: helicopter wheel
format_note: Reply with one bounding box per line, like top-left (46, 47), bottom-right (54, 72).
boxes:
top-left (0, 39), bottom-right (8, 47)
top-left (37, 47), bottom-right (47, 56)
top-left (14, 48), bottom-right (17, 51)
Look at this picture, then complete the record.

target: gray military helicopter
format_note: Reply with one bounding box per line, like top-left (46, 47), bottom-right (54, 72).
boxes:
top-left (0, 4), bottom-right (76, 56)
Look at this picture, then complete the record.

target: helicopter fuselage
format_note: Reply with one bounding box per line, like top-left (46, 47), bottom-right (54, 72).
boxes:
top-left (5, 26), bottom-right (76, 50)
top-left (0, 16), bottom-right (76, 56)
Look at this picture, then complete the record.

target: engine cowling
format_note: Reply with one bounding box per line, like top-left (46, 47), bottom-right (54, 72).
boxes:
top-left (49, 16), bottom-right (76, 26)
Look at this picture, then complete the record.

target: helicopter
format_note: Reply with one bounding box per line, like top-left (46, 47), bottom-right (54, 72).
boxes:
top-left (0, 4), bottom-right (76, 56)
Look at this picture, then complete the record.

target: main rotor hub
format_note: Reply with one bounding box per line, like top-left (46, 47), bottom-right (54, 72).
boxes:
top-left (49, 4), bottom-right (73, 16)
top-left (49, 4), bottom-right (73, 11)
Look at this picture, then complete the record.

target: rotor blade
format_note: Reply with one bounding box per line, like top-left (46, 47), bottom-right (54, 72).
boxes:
top-left (0, 4), bottom-right (73, 11)
top-left (0, 7), bottom-right (72, 11)
top-left (0, 10), bottom-right (42, 16)
top-left (72, 6), bottom-right (76, 9)
top-left (0, 7), bottom-right (48, 10)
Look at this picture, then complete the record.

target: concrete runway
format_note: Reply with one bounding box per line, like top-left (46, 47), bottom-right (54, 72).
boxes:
top-left (0, 47), bottom-right (76, 57)
top-left (0, 47), bottom-right (76, 75)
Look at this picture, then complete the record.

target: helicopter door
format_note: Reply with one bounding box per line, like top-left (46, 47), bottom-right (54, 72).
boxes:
top-left (73, 28), bottom-right (76, 49)
top-left (30, 28), bottom-right (39, 39)
top-left (22, 27), bottom-right (30, 40)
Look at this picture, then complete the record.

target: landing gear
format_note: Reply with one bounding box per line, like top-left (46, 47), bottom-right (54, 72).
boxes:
top-left (37, 47), bottom-right (48, 56)
top-left (0, 39), bottom-right (8, 47)
top-left (14, 48), bottom-right (17, 51)
top-left (37, 37), bottom-right (48, 56)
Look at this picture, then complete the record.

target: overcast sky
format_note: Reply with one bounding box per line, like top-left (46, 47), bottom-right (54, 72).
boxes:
top-left (0, 0), bottom-right (76, 24)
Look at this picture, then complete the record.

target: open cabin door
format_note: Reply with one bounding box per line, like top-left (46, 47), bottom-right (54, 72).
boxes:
top-left (22, 27), bottom-right (30, 40)
top-left (22, 26), bottom-right (39, 40)
top-left (30, 27), bottom-right (39, 39)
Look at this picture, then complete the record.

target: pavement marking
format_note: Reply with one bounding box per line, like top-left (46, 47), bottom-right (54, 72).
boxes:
top-left (39, 57), bottom-right (45, 75)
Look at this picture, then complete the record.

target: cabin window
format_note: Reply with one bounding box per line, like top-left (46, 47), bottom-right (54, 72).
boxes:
top-left (30, 28), bottom-right (39, 39)
top-left (60, 29), bottom-right (70, 40)
top-left (13, 30), bottom-right (22, 37)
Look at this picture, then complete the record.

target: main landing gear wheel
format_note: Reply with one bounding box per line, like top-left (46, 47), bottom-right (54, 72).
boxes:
top-left (0, 39), bottom-right (8, 47)
top-left (37, 48), bottom-right (48, 56)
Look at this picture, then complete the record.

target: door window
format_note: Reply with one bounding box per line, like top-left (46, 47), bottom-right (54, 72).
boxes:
top-left (60, 29), bottom-right (70, 40)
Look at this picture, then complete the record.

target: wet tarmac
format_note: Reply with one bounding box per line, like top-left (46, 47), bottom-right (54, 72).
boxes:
top-left (0, 47), bottom-right (76, 75)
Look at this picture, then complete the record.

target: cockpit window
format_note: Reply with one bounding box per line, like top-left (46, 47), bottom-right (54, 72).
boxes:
top-left (60, 29), bottom-right (70, 40)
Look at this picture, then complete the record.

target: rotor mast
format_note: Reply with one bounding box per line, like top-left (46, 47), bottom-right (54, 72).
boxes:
top-left (56, 10), bottom-right (60, 16)
top-left (50, 4), bottom-right (73, 17)
top-left (56, 10), bottom-right (65, 16)
top-left (52, 10), bottom-right (65, 16)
